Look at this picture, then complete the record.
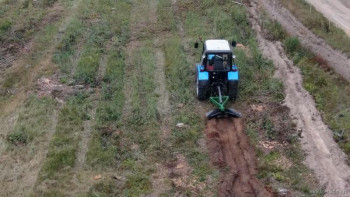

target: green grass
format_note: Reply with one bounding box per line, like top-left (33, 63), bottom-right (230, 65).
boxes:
top-left (280, 0), bottom-right (350, 55)
top-left (53, 18), bottom-right (84, 74)
top-left (128, 45), bottom-right (158, 125)
top-left (87, 44), bottom-right (159, 196)
top-left (35, 0), bottom-right (134, 195)
top-left (1, 22), bottom-right (59, 90)
top-left (84, 0), bottom-right (160, 195)
top-left (74, 47), bottom-right (101, 85)
top-left (257, 143), bottom-right (318, 194)
top-left (163, 35), bottom-right (217, 195)
top-left (7, 96), bottom-right (56, 146)
top-left (85, 0), bottom-right (131, 168)
top-left (0, 0), bottom-right (60, 45)
top-left (157, 0), bottom-right (176, 32)
top-left (164, 38), bottom-right (194, 104)
top-left (0, 1), bottom-right (72, 105)
top-left (37, 93), bottom-right (90, 188)
top-left (0, 0), bottom-right (326, 196)
top-left (86, 50), bottom-right (126, 168)
top-left (264, 19), bottom-right (287, 41)
top-left (73, 0), bottom-right (131, 85)
top-left (0, 19), bottom-right (11, 35)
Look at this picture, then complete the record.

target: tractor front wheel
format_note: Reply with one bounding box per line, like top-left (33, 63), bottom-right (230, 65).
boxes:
top-left (228, 80), bottom-right (238, 101)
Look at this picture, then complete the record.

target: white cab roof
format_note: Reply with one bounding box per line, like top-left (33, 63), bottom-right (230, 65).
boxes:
top-left (205, 40), bottom-right (231, 51)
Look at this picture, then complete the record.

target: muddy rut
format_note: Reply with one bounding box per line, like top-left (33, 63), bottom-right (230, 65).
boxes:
top-left (259, 0), bottom-right (350, 81)
top-left (248, 0), bottom-right (350, 195)
top-left (205, 118), bottom-right (273, 197)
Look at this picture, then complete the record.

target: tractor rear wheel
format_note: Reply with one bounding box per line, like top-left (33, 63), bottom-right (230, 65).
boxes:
top-left (197, 78), bottom-right (209, 100)
top-left (228, 80), bottom-right (238, 101)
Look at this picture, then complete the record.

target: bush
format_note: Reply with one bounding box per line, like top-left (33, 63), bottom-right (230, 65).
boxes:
top-left (266, 20), bottom-right (287, 41)
top-left (74, 47), bottom-right (101, 85)
top-left (0, 19), bottom-right (11, 32)
top-left (344, 143), bottom-right (350, 154)
top-left (284, 37), bottom-right (300, 53)
top-left (7, 130), bottom-right (30, 145)
top-left (53, 19), bottom-right (84, 74)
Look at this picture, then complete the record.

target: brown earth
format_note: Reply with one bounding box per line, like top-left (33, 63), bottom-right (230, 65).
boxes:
top-left (205, 118), bottom-right (274, 197)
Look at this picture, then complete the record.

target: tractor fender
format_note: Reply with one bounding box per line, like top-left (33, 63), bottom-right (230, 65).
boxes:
top-left (196, 64), bottom-right (209, 80)
top-left (228, 70), bottom-right (239, 80)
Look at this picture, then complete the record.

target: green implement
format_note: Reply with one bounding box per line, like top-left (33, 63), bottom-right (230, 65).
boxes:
top-left (206, 86), bottom-right (241, 119)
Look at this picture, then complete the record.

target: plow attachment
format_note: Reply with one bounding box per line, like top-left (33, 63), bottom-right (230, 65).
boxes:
top-left (206, 87), bottom-right (241, 119)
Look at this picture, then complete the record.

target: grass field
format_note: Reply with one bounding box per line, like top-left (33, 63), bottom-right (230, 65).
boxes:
top-left (0, 0), bottom-right (321, 196)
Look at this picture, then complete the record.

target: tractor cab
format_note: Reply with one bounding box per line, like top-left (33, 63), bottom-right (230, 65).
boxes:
top-left (199, 40), bottom-right (236, 72)
top-left (194, 39), bottom-right (241, 119)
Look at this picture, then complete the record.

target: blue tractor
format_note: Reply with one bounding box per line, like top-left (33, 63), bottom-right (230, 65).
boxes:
top-left (194, 39), bottom-right (241, 119)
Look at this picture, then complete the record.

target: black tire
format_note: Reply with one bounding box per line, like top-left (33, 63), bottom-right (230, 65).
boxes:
top-left (196, 78), bottom-right (210, 100)
top-left (228, 80), bottom-right (238, 101)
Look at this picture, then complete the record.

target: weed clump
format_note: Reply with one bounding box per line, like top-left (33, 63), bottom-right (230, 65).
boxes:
top-left (0, 19), bottom-right (11, 32)
top-left (284, 37), bottom-right (300, 53)
top-left (40, 93), bottom-right (89, 180)
top-left (265, 20), bottom-right (287, 41)
top-left (74, 47), bottom-right (101, 85)
top-left (53, 19), bottom-right (84, 74)
top-left (7, 130), bottom-right (30, 145)
top-left (6, 97), bottom-right (55, 146)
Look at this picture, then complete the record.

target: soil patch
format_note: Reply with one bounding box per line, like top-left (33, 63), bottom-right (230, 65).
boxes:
top-left (205, 118), bottom-right (273, 197)
top-left (36, 77), bottom-right (79, 102)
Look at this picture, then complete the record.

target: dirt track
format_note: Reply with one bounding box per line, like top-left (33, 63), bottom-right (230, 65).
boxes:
top-left (248, 0), bottom-right (350, 195)
top-left (259, 0), bottom-right (350, 81)
top-left (306, 0), bottom-right (350, 36)
top-left (205, 118), bottom-right (273, 197)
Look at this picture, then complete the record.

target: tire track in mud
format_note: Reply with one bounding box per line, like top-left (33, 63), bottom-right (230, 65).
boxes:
top-left (258, 0), bottom-right (350, 81)
top-left (205, 118), bottom-right (273, 197)
top-left (247, 1), bottom-right (350, 195)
